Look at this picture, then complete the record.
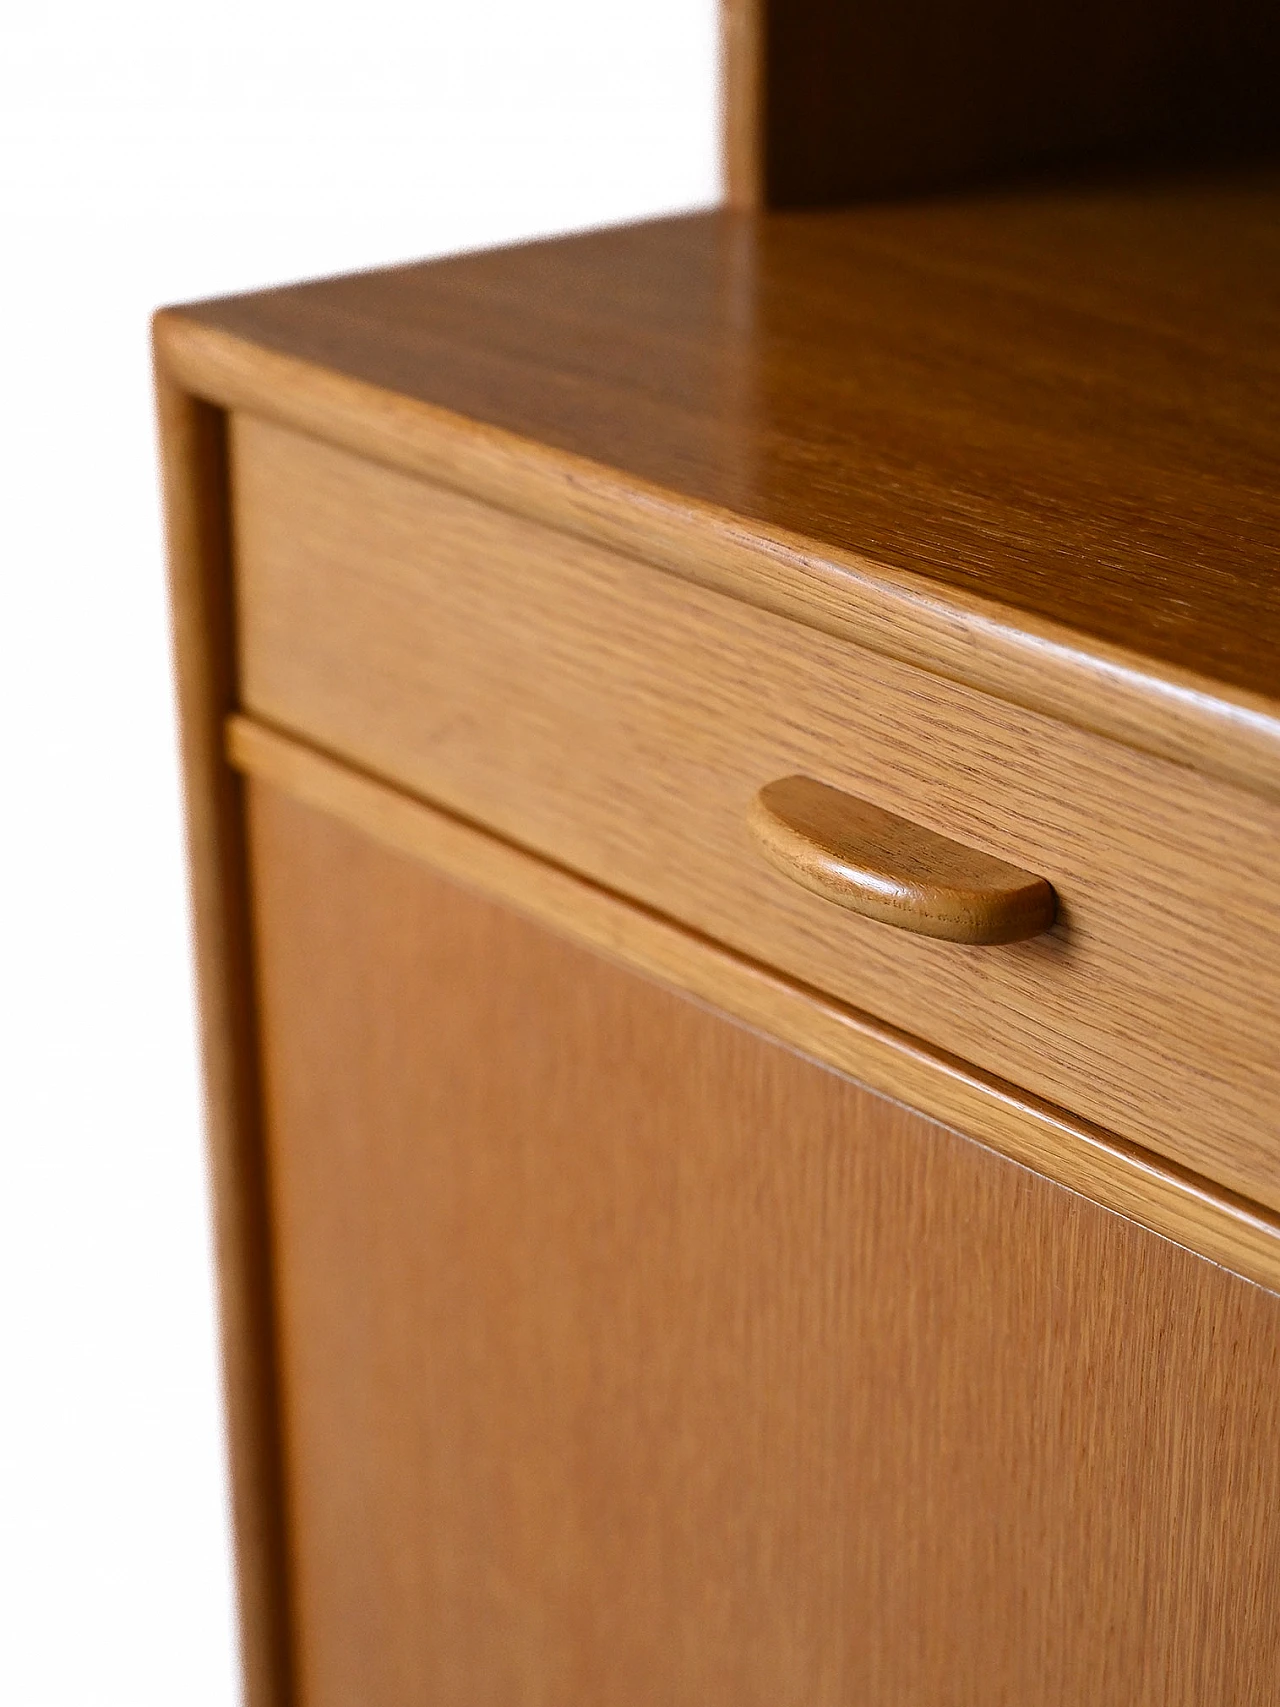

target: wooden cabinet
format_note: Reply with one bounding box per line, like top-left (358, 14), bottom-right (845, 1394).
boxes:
top-left (156, 11), bottom-right (1280, 1703)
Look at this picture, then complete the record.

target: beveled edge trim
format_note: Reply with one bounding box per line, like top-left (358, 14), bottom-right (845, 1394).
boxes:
top-left (228, 711), bottom-right (1280, 1299)
top-left (158, 311), bottom-right (1280, 805)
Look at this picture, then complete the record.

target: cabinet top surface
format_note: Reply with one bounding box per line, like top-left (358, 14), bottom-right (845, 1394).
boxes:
top-left (181, 167), bottom-right (1280, 705)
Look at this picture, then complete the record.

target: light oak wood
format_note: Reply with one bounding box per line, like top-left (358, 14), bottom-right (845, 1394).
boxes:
top-left (228, 714), bottom-right (1280, 1299)
top-left (749, 775), bottom-right (1057, 944)
top-left (247, 775), bottom-right (1280, 1707)
top-left (228, 416), bottom-right (1280, 1214)
top-left (153, 371), bottom-right (292, 1707)
top-left (153, 175), bottom-right (1280, 800)
top-left (724, 0), bottom-right (1280, 208)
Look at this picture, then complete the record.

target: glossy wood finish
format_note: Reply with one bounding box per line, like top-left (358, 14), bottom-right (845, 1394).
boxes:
top-left (247, 778), bottom-right (1280, 1707)
top-left (229, 415), bottom-right (1280, 1213)
top-left (153, 371), bottom-right (292, 1707)
top-left (228, 713), bottom-right (1280, 1298)
top-left (725, 0), bottom-right (1280, 208)
top-left (156, 172), bottom-right (1280, 797)
top-left (749, 775), bottom-right (1056, 944)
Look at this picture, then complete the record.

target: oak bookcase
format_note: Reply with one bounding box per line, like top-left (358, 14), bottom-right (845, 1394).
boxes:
top-left (157, 4), bottom-right (1280, 1702)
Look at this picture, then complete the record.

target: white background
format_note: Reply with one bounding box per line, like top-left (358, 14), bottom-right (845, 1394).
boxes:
top-left (0, 6), bottom-right (718, 1701)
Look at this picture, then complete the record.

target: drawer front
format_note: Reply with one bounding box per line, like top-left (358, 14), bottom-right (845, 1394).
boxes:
top-left (230, 412), bottom-right (1280, 1210)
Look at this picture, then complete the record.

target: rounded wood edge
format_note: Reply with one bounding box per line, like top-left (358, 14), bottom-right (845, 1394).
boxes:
top-left (156, 314), bottom-right (1280, 808)
top-left (748, 775), bottom-right (1057, 945)
top-left (226, 713), bottom-right (1280, 1298)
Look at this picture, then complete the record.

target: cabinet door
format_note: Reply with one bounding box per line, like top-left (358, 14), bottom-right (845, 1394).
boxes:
top-left (246, 778), bottom-right (1280, 1707)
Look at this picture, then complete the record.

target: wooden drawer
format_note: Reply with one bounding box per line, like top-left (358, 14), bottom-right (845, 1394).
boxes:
top-left (229, 412), bottom-right (1280, 1212)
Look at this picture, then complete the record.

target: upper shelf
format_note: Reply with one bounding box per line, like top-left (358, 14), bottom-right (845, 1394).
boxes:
top-left (162, 165), bottom-right (1280, 795)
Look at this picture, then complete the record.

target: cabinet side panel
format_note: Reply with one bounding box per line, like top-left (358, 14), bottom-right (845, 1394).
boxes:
top-left (248, 779), bottom-right (1280, 1707)
top-left (722, 0), bottom-right (762, 208)
top-left (155, 369), bottom-right (293, 1707)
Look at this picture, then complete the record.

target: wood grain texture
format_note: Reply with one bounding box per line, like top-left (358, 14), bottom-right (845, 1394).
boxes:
top-left (750, 775), bottom-right (1057, 944)
top-left (156, 171), bottom-right (1280, 807)
top-left (247, 776), bottom-right (1280, 1707)
top-left (228, 417), bottom-right (1280, 1214)
top-left (227, 715), bottom-right (1280, 1301)
top-left (152, 370), bottom-right (292, 1707)
top-left (752, 0), bottom-right (1280, 207)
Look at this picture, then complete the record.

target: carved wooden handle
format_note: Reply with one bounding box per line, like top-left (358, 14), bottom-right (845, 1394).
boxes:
top-left (749, 775), bottom-right (1056, 944)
